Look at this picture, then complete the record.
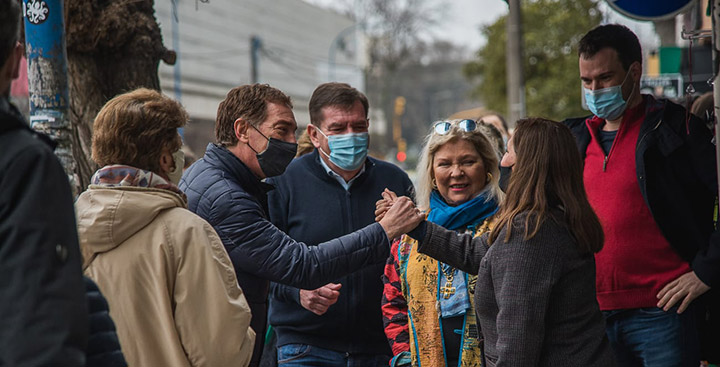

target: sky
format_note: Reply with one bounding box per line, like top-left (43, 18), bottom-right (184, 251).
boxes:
top-left (302, 0), bottom-right (661, 54)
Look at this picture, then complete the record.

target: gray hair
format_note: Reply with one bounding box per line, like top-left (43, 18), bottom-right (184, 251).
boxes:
top-left (416, 119), bottom-right (504, 209)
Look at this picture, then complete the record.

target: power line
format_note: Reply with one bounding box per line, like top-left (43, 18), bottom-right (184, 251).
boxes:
top-left (261, 49), bottom-right (321, 85)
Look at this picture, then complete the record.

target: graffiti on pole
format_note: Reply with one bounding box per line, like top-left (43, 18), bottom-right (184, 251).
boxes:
top-left (23, 0), bottom-right (78, 196)
top-left (26, 0), bottom-right (49, 24)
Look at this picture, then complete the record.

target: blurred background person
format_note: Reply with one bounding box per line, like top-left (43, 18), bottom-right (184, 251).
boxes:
top-left (380, 119), bottom-right (502, 367)
top-left (295, 129), bottom-right (315, 157)
top-left (77, 88), bottom-right (255, 367)
top-left (407, 118), bottom-right (614, 366)
top-left (479, 112), bottom-right (511, 144)
top-left (181, 145), bottom-right (197, 171)
top-left (0, 1), bottom-right (88, 365)
top-left (690, 91), bottom-right (715, 130)
top-left (476, 120), bottom-right (505, 160)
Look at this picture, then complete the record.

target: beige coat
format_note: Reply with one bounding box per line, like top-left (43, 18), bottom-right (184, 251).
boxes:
top-left (76, 186), bottom-right (255, 367)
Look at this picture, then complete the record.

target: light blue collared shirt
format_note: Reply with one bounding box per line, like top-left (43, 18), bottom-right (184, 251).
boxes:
top-left (318, 154), bottom-right (365, 191)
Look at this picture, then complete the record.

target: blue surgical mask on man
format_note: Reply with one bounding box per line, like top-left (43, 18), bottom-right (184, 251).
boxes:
top-left (313, 126), bottom-right (369, 171)
top-left (583, 69), bottom-right (635, 121)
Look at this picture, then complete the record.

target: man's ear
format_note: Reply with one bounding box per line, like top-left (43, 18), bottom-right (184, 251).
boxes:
top-left (630, 61), bottom-right (642, 82)
top-left (307, 124), bottom-right (321, 149)
top-left (234, 118), bottom-right (249, 144)
top-left (158, 149), bottom-right (173, 176)
top-left (0, 42), bottom-right (22, 84)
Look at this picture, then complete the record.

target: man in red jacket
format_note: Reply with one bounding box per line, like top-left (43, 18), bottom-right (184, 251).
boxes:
top-left (563, 24), bottom-right (718, 367)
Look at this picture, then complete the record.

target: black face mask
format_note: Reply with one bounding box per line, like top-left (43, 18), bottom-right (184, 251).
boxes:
top-left (250, 125), bottom-right (298, 177)
top-left (498, 165), bottom-right (513, 193)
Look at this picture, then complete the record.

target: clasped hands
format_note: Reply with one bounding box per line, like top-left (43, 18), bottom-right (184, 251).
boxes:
top-left (300, 189), bottom-right (423, 316)
top-left (376, 188), bottom-right (425, 240)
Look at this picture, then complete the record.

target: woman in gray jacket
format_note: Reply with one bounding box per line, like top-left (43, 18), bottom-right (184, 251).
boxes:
top-left (391, 117), bottom-right (616, 366)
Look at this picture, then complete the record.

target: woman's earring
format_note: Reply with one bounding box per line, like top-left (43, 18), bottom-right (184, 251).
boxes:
top-left (486, 172), bottom-right (493, 183)
top-left (431, 178), bottom-right (437, 189)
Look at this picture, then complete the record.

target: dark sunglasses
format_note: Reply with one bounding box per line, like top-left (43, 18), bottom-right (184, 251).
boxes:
top-left (433, 119), bottom-right (477, 135)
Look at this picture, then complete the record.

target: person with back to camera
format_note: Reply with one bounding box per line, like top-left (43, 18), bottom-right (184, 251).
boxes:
top-left (379, 118), bottom-right (502, 367)
top-left (378, 118), bottom-right (616, 367)
top-left (76, 88), bottom-right (255, 367)
top-left (0, 0), bottom-right (89, 365)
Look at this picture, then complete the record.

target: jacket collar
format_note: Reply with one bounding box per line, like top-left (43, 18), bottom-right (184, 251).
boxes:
top-left (637, 94), bottom-right (666, 138)
top-left (204, 143), bottom-right (274, 200)
top-left (0, 97), bottom-right (28, 134)
top-left (0, 97), bottom-right (57, 148)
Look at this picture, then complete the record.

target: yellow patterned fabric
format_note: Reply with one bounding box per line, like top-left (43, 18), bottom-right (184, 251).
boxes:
top-left (396, 218), bottom-right (495, 367)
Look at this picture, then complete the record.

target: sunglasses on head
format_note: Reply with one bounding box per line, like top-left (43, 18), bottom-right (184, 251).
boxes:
top-left (433, 119), bottom-right (477, 135)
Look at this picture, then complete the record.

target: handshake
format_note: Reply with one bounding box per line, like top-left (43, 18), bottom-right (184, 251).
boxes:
top-left (375, 188), bottom-right (425, 240)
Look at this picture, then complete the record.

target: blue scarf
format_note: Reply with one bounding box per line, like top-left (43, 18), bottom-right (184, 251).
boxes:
top-left (427, 189), bottom-right (499, 231)
top-left (428, 189), bottom-right (499, 318)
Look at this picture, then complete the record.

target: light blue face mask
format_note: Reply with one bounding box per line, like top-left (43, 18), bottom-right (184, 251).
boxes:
top-left (314, 127), bottom-right (369, 171)
top-left (583, 70), bottom-right (634, 121)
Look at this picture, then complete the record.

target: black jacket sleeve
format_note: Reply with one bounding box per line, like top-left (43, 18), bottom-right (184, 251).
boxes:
top-left (0, 134), bottom-right (89, 366)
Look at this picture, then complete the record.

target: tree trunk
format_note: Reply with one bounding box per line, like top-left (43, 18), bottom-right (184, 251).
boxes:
top-left (65, 0), bottom-right (171, 192)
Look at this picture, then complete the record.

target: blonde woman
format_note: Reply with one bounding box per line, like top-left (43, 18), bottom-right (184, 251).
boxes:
top-left (414, 118), bottom-right (614, 366)
top-left (380, 119), bottom-right (502, 367)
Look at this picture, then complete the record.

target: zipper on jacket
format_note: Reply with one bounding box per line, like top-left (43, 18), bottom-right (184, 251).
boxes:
top-left (594, 124), bottom-right (620, 173)
top-left (603, 156), bottom-right (608, 172)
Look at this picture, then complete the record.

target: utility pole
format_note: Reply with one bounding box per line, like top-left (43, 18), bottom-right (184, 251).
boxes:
top-left (23, 0), bottom-right (78, 196)
top-left (393, 96), bottom-right (406, 163)
top-left (506, 0), bottom-right (526, 126)
top-left (328, 24), bottom-right (358, 81)
top-left (250, 35), bottom-right (262, 84)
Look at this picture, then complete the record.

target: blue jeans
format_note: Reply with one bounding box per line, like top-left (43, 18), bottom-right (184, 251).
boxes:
top-left (277, 344), bottom-right (389, 367)
top-left (603, 306), bottom-right (700, 367)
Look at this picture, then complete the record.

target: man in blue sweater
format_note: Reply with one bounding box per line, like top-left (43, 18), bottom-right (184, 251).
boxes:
top-left (268, 83), bottom-right (414, 366)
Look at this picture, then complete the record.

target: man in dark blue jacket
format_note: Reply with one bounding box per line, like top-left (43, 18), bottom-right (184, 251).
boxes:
top-left (267, 83), bottom-right (414, 366)
top-left (180, 83), bottom-right (417, 367)
top-left (0, 1), bottom-right (88, 365)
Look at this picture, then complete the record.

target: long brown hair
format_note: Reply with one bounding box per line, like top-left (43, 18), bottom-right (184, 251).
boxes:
top-left (488, 117), bottom-right (604, 253)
